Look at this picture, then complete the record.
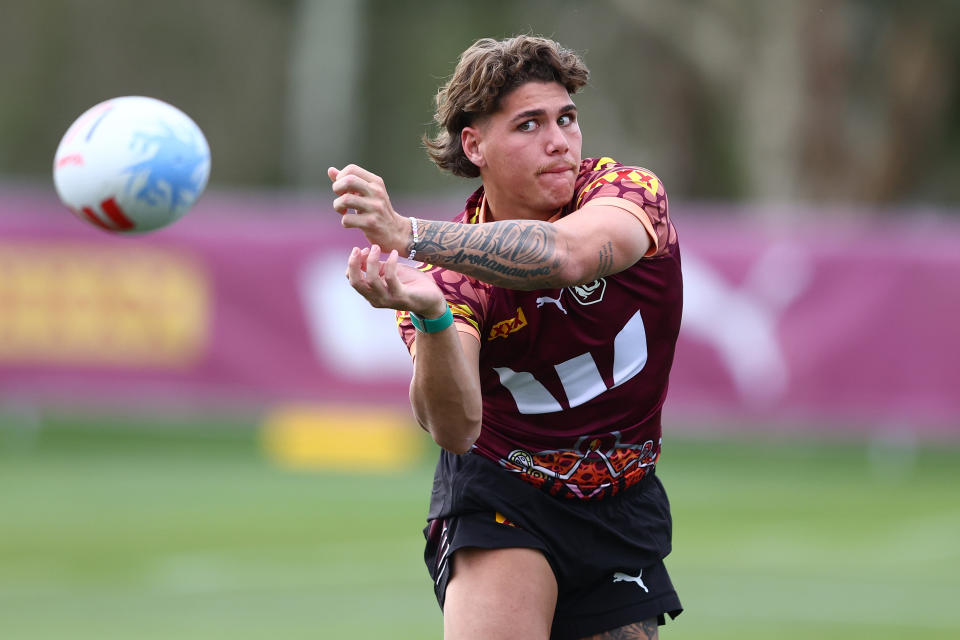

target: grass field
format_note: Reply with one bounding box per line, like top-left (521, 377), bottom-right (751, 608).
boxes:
top-left (1, 411), bottom-right (958, 639)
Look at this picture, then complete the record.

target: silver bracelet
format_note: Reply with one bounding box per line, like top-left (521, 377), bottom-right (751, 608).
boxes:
top-left (408, 216), bottom-right (419, 261)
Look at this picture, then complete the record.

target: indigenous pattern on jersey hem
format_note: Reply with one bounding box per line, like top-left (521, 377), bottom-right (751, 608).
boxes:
top-left (397, 157), bottom-right (682, 500)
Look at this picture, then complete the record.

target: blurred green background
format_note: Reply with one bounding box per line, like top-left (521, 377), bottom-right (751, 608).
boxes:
top-left (2, 1), bottom-right (959, 638)
top-left (2, 414), bottom-right (958, 639)
top-left (3, 0), bottom-right (960, 204)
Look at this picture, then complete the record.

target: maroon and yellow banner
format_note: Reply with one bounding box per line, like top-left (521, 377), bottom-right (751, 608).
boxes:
top-left (1, 189), bottom-right (958, 436)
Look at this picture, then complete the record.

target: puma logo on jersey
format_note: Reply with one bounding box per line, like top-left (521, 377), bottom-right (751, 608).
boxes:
top-left (569, 278), bottom-right (606, 305)
top-left (612, 570), bottom-right (649, 592)
top-left (536, 295), bottom-right (567, 314)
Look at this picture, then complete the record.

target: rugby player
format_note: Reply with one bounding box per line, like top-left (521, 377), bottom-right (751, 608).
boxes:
top-left (329, 34), bottom-right (683, 640)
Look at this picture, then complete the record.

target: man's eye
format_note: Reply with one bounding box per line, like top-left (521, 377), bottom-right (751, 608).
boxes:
top-left (558, 114), bottom-right (574, 126)
top-left (518, 120), bottom-right (537, 132)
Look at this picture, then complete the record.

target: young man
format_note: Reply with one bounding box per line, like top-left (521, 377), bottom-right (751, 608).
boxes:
top-left (329, 35), bottom-right (683, 640)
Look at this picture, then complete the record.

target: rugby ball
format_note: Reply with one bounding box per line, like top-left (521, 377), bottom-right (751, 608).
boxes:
top-left (53, 96), bottom-right (210, 233)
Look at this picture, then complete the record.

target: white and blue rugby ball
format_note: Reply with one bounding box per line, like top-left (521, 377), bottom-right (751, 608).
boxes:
top-left (53, 96), bottom-right (211, 233)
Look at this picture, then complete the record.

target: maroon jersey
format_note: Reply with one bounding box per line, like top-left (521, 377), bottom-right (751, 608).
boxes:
top-left (398, 157), bottom-right (682, 500)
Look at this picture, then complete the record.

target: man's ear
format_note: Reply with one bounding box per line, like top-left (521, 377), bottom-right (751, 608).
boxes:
top-left (461, 126), bottom-right (485, 169)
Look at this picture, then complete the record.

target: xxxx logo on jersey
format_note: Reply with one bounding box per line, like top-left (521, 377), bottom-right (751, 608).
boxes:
top-left (488, 307), bottom-right (527, 340)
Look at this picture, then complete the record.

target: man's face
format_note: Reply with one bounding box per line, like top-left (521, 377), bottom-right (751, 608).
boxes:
top-left (463, 81), bottom-right (582, 220)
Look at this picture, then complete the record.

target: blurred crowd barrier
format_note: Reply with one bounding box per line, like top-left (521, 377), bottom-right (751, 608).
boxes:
top-left (0, 188), bottom-right (957, 438)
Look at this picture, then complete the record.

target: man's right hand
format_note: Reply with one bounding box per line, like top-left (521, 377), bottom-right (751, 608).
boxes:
top-left (329, 165), bottom-right (411, 257)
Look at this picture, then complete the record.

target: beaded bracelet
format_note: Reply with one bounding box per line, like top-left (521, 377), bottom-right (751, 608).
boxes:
top-left (408, 216), bottom-right (420, 261)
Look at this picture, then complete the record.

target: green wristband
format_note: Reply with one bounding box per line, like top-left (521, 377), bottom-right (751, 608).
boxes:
top-left (409, 304), bottom-right (453, 333)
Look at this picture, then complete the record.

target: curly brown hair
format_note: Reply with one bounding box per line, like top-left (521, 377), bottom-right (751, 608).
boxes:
top-left (423, 35), bottom-right (590, 178)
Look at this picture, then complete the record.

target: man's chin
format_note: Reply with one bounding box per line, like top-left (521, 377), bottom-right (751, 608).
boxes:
top-left (543, 184), bottom-right (576, 210)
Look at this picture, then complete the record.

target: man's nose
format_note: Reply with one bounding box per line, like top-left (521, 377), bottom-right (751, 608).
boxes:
top-left (545, 122), bottom-right (569, 154)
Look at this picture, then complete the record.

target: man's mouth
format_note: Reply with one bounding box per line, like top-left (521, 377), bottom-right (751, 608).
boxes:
top-left (538, 164), bottom-right (575, 175)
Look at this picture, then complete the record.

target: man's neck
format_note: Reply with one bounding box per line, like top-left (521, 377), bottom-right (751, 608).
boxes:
top-left (481, 191), bottom-right (557, 223)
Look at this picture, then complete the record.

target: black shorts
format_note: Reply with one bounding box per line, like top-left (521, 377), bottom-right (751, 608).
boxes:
top-left (423, 451), bottom-right (682, 640)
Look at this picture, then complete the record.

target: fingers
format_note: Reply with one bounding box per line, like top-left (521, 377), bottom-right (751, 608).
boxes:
top-left (331, 173), bottom-right (376, 199)
top-left (329, 166), bottom-right (384, 210)
top-left (345, 245), bottom-right (377, 284)
top-left (382, 250), bottom-right (400, 294)
top-left (345, 245), bottom-right (395, 307)
top-left (332, 164), bottom-right (382, 185)
top-left (331, 169), bottom-right (385, 220)
top-left (364, 244), bottom-right (383, 281)
top-left (334, 192), bottom-right (370, 218)
top-left (332, 165), bottom-right (403, 257)
top-left (345, 246), bottom-right (364, 286)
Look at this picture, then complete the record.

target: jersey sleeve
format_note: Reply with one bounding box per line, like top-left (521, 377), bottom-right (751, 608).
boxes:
top-left (395, 263), bottom-right (492, 358)
top-left (574, 157), bottom-right (676, 258)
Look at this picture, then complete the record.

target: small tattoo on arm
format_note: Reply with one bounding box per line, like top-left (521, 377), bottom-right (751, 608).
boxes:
top-left (583, 618), bottom-right (658, 640)
top-left (595, 241), bottom-right (614, 279)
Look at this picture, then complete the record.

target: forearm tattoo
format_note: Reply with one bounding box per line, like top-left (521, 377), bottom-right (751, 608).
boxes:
top-left (412, 219), bottom-right (565, 289)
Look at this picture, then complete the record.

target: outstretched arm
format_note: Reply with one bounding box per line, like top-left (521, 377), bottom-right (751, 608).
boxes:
top-left (329, 165), bottom-right (651, 290)
top-left (412, 207), bottom-right (650, 289)
top-left (344, 245), bottom-right (482, 453)
top-left (409, 327), bottom-right (482, 454)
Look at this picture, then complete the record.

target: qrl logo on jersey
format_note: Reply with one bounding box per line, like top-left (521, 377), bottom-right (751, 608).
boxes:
top-left (569, 278), bottom-right (606, 306)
